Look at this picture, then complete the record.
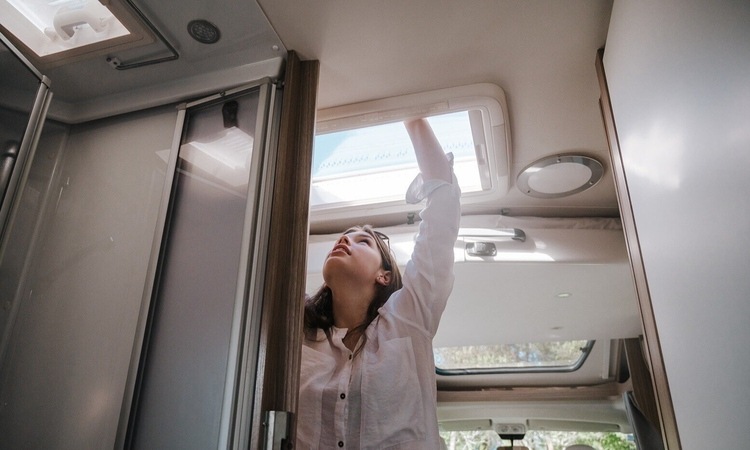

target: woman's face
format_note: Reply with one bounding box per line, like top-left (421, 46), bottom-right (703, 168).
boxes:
top-left (323, 230), bottom-right (387, 287)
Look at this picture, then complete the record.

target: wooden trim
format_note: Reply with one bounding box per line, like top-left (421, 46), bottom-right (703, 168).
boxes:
top-left (251, 51), bottom-right (319, 448)
top-left (596, 49), bottom-right (681, 449)
top-left (624, 338), bottom-right (661, 428)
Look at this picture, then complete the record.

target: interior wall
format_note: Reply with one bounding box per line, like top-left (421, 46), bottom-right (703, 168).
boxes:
top-left (0, 105), bottom-right (177, 449)
top-left (603, 1), bottom-right (750, 448)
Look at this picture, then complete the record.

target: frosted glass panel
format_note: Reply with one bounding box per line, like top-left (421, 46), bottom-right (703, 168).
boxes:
top-left (131, 90), bottom-right (261, 449)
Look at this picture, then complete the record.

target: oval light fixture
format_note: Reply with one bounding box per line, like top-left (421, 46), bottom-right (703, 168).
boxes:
top-left (517, 154), bottom-right (603, 198)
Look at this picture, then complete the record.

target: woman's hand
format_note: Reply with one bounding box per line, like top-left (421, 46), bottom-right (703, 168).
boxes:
top-left (404, 118), bottom-right (452, 183)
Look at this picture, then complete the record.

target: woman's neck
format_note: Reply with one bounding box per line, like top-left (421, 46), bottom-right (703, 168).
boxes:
top-left (330, 285), bottom-right (373, 331)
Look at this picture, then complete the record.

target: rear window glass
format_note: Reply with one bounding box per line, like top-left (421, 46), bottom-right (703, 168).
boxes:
top-left (434, 340), bottom-right (593, 373)
top-left (439, 430), bottom-right (635, 450)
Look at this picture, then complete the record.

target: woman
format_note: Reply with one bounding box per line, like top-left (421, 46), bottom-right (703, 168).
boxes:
top-left (298, 118), bottom-right (461, 449)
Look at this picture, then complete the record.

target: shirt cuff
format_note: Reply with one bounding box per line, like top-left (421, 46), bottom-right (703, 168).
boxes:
top-left (405, 152), bottom-right (455, 204)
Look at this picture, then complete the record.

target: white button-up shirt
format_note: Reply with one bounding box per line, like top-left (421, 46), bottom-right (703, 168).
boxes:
top-left (298, 179), bottom-right (461, 449)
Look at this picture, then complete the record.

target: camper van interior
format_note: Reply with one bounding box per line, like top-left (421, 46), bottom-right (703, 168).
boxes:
top-left (2, 1), bottom-right (748, 449)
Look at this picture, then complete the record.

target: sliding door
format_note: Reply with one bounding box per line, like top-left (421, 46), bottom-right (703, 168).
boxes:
top-left (123, 81), bottom-right (278, 449)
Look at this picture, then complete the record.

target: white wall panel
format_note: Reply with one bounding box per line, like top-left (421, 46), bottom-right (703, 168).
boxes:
top-left (604, 1), bottom-right (750, 448)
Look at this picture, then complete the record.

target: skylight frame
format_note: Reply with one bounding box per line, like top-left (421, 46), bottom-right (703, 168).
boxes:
top-left (0, 0), bottom-right (154, 68)
top-left (310, 83), bottom-right (511, 226)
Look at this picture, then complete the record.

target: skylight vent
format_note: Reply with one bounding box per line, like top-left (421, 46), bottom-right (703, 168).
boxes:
top-left (311, 83), bottom-right (511, 226)
top-left (0, 0), bottom-right (153, 67)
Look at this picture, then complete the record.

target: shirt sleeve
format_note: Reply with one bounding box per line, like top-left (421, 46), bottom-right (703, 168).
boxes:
top-left (381, 174), bottom-right (461, 337)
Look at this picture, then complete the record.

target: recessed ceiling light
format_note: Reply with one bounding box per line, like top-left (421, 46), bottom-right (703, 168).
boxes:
top-left (556, 292), bottom-right (572, 299)
top-left (517, 154), bottom-right (603, 198)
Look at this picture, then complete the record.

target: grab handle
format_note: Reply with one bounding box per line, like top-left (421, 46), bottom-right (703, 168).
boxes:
top-left (458, 227), bottom-right (526, 242)
top-left (0, 141), bottom-right (20, 211)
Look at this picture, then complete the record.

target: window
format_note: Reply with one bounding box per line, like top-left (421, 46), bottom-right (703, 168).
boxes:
top-left (310, 83), bottom-right (511, 224)
top-left (0, 0), bottom-right (152, 66)
top-left (312, 110), bottom-right (485, 207)
top-left (434, 340), bottom-right (594, 374)
top-left (439, 430), bottom-right (635, 450)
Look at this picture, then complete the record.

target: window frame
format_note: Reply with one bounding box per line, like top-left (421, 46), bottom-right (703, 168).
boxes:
top-left (434, 340), bottom-right (596, 376)
top-left (310, 83), bottom-right (511, 226)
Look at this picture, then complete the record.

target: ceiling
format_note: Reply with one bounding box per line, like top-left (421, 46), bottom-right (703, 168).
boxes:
top-left (258, 0), bottom-right (618, 217)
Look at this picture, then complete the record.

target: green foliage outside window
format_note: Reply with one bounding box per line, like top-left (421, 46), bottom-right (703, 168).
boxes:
top-left (434, 340), bottom-right (590, 370)
top-left (440, 430), bottom-right (635, 450)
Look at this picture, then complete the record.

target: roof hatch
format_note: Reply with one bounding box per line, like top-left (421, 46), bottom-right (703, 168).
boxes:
top-left (0, 0), bottom-right (154, 68)
top-left (310, 83), bottom-right (511, 227)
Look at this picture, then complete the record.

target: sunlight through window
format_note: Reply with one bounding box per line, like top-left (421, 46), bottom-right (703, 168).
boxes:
top-left (1, 0), bottom-right (131, 57)
top-left (312, 111), bottom-right (486, 207)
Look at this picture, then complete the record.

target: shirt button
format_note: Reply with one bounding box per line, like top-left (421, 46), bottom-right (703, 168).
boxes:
top-left (338, 441), bottom-right (344, 447)
top-left (340, 393), bottom-right (346, 399)
top-left (348, 354), bottom-right (352, 360)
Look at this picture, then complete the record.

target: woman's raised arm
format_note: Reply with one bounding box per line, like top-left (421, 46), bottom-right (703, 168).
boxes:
top-left (404, 118), bottom-right (452, 183)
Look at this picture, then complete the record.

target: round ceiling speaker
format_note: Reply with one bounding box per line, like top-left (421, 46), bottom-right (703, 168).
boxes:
top-left (188, 19), bottom-right (221, 44)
